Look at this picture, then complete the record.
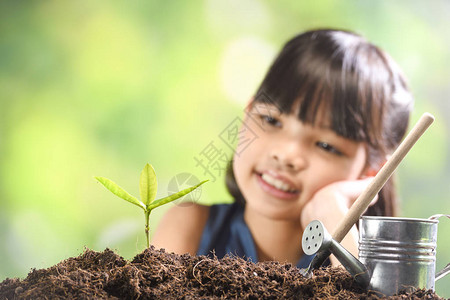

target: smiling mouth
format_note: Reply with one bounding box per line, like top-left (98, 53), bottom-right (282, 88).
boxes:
top-left (260, 173), bottom-right (299, 194)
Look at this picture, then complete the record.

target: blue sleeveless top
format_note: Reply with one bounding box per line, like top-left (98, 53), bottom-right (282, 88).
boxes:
top-left (197, 202), bottom-right (315, 269)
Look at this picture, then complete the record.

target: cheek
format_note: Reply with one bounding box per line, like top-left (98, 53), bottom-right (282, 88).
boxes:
top-left (232, 134), bottom-right (267, 193)
top-left (306, 169), bottom-right (338, 195)
top-left (234, 123), bottom-right (267, 163)
top-left (232, 151), bottom-right (255, 202)
top-left (306, 159), bottom-right (363, 194)
top-left (233, 139), bottom-right (259, 175)
top-left (347, 146), bottom-right (368, 178)
top-left (313, 145), bottom-right (367, 184)
top-left (232, 148), bottom-right (251, 186)
top-left (232, 153), bottom-right (243, 179)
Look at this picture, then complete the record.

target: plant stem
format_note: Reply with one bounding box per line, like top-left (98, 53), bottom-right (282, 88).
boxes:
top-left (144, 210), bottom-right (151, 248)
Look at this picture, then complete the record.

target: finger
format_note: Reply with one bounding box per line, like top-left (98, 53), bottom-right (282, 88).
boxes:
top-left (369, 193), bottom-right (379, 207)
top-left (331, 177), bottom-right (375, 201)
top-left (337, 177), bottom-right (379, 208)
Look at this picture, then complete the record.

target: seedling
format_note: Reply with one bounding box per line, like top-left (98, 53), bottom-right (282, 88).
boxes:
top-left (95, 163), bottom-right (208, 248)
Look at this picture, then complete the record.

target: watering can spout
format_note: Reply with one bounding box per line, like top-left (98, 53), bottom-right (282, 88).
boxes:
top-left (302, 220), bottom-right (370, 288)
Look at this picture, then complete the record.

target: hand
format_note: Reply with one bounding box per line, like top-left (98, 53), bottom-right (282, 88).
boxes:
top-left (300, 177), bottom-right (377, 264)
top-left (300, 177), bottom-right (376, 229)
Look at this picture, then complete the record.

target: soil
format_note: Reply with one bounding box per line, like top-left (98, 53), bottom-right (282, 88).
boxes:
top-left (0, 246), bottom-right (444, 299)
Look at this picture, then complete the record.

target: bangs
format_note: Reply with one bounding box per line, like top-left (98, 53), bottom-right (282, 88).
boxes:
top-left (253, 30), bottom-right (388, 151)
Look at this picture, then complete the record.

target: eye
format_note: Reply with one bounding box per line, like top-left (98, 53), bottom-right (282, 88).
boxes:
top-left (260, 114), bottom-right (282, 128)
top-left (316, 141), bottom-right (343, 156)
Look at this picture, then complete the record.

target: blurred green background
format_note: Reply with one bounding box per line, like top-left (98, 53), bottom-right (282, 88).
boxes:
top-left (1, 0), bottom-right (449, 297)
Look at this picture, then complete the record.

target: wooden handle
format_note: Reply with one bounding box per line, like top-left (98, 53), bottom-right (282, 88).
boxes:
top-left (332, 112), bottom-right (435, 242)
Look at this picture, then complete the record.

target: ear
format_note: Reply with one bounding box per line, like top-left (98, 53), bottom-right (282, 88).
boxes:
top-left (244, 97), bottom-right (255, 112)
top-left (363, 168), bottom-right (379, 177)
top-left (360, 159), bottom-right (387, 178)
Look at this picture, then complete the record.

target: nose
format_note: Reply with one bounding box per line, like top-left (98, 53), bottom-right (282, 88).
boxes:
top-left (270, 144), bottom-right (307, 172)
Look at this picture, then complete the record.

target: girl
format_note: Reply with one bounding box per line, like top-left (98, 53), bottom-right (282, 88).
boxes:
top-left (152, 29), bottom-right (413, 268)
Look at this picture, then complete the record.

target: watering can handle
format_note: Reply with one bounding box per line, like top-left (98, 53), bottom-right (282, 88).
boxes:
top-left (429, 214), bottom-right (450, 220)
top-left (436, 263), bottom-right (450, 281)
top-left (429, 214), bottom-right (450, 281)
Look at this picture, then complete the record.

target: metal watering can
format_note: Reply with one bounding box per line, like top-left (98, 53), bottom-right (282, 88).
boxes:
top-left (298, 113), bottom-right (450, 295)
top-left (302, 215), bottom-right (450, 296)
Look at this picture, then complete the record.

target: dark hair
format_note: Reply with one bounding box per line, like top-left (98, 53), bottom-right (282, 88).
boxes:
top-left (226, 29), bottom-right (413, 217)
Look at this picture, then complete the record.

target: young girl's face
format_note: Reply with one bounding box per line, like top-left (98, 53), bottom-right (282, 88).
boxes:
top-left (233, 102), bottom-right (368, 221)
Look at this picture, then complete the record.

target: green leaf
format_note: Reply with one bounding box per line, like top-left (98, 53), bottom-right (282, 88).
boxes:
top-left (147, 180), bottom-right (208, 211)
top-left (140, 163), bottom-right (157, 206)
top-left (95, 176), bottom-right (145, 210)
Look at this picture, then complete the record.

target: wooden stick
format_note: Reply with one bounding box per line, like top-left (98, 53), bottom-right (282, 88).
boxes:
top-left (332, 112), bottom-right (435, 242)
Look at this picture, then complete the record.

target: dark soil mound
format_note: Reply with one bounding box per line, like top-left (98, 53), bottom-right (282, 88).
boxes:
top-left (0, 246), bottom-right (444, 299)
